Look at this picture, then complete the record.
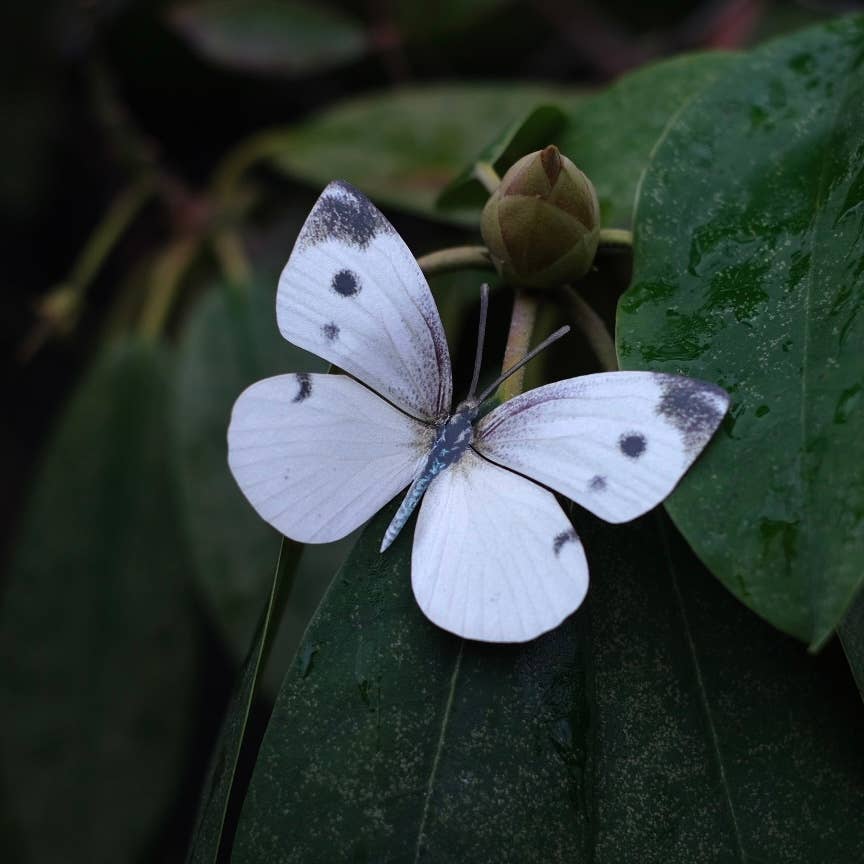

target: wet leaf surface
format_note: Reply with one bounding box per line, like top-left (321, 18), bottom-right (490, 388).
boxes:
top-left (617, 16), bottom-right (864, 647)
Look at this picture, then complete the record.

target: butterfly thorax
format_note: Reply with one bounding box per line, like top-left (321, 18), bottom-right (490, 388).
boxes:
top-left (427, 402), bottom-right (478, 474)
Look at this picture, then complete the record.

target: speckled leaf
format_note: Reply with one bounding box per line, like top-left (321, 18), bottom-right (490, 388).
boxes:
top-left (0, 341), bottom-right (198, 864)
top-left (268, 84), bottom-right (568, 224)
top-left (617, 17), bottom-right (864, 647)
top-left (231, 502), bottom-right (864, 863)
top-left (169, 0), bottom-right (368, 76)
top-left (186, 539), bottom-right (296, 864)
top-left (439, 52), bottom-right (734, 227)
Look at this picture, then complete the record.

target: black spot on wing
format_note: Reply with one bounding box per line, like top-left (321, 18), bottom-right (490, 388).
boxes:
top-left (655, 374), bottom-right (728, 453)
top-left (590, 475), bottom-right (607, 491)
top-left (322, 322), bottom-right (340, 341)
top-left (292, 373), bottom-right (312, 403)
top-left (332, 269), bottom-right (360, 297)
top-left (300, 181), bottom-right (390, 249)
top-left (553, 529), bottom-right (578, 556)
top-left (619, 432), bottom-right (646, 459)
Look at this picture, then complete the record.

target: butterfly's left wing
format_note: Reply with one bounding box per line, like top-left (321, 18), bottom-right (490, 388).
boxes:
top-left (228, 374), bottom-right (432, 543)
top-left (277, 181), bottom-right (451, 422)
top-left (412, 450), bottom-right (588, 643)
top-left (474, 371), bottom-right (729, 524)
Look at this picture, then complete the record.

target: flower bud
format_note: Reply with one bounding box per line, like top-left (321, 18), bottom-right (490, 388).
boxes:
top-left (480, 145), bottom-right (600, 290)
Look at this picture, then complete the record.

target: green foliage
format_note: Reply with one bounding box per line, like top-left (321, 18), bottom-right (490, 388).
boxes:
top-left (0, 342), bottom-right (199, 864)
top-left (169, 0), bottom-right (369, 76)
top-left (186, 539), bottom-right (296, 864)
top-left (232, 502), bottom-right (864, 863)
top-left (440, 52), bottom-right (734, 227)
top-left (5, 8), bottom-right (864, 862)
top-left (267, 84), bottom-right (571, 223)
top-left (617, 16), bottom-right (864, 648)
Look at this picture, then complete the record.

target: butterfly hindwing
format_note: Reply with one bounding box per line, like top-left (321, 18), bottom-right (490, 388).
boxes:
top-left (277, 181), bottom-right (452, 422)
top-left (474, 371), bottom-right (729, 524)
top-left (411, 450), bottom-right (589, 642)
top-left (228, 374), bottom-right (432, 543)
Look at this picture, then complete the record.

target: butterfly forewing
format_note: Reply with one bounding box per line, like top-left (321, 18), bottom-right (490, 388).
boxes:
top-left (277, 181), bottom-right (452, 422)
top-left (411, 450), bottom-right (589, 643)
top-left (474, 371), bottom-right (729, 524)
top-left (228, 373), bottom-right (432, 543)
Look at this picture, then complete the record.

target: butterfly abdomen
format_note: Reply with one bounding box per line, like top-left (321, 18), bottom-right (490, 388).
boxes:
top-left (380, 406), bottom-right (477, 552)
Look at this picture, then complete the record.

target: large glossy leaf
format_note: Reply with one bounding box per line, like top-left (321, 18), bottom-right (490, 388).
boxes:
top-left (186, 539), bottom-right (296, 864)
top-left (439, 52), bottom-right (734, 227)
top-left (617, 17), bottom-right (864, 647)
top-left (169, 0), bottom-right (368, 76)
top-left (0, 341), bottom-right (199, 864)
top-left (232, 498), bottom-right (864, 862)
top-left (268, 84), bottom-right (569, 224)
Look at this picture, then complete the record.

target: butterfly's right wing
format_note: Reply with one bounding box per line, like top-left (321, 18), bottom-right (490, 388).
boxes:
top-left (228, 374), bottom-right (432, 543)
top-left (411, 450), bottom-right (589, 643)
top-left (474, 371), bottom-right (729, 524)
top-left (277, 181), bottom-right (452, 422)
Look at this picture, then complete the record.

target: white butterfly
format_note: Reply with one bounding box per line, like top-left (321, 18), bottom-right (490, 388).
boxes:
top-left (227, 181), bottom-right (729, 643)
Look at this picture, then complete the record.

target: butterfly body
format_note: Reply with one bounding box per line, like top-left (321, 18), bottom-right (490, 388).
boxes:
top-left (381, 401), bottom-right (478, 552)
top-left (227, 181), bottom-right (730, 643)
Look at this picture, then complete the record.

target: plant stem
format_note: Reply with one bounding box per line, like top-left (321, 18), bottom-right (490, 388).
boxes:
top-left (417, 245), bottom-right (493, 278)
top-left (562, 286), bottom-right (619, 371)
top-left (19, 177), bottom-right (156, 361)
top-left (138, 236), bottom-right (201, 340)
top-left (598, 227), bottom-right (633, 248)
top-left (472, 161), bottom-right (502, 195)
top-left (497, 290), bottom-right (539, 402)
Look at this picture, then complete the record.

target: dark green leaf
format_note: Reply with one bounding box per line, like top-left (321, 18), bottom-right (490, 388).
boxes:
top-left (0, 341), bottom-right (199, 864)
top-left (617, 17), bottom-right (864, 647)
top-left (186, 538), bottom-right (297, 864)
top-left (393, 0), bottom-right (511, 39)
top-left (174, 278), bottom-right (327, 657)
top-left (556, 51), bottom-right (734, 228)
top-left (232, 501), bottom-right (864, 862)
top-left (269, 84), bottom-right (569, 224)
top-left (439, 52), bottom-right (734, 227)
top-left (169, 0), bottom-right (368, 76)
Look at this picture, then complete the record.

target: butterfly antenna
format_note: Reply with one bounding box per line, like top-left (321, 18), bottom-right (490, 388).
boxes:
top-left (475, 324), bottom-right (571, 404)
top-left (467, 283), bottom-right (490, 401)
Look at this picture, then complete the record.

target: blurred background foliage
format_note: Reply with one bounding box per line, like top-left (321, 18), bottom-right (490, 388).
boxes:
top-left (1, 1), bottom-right (861, 862)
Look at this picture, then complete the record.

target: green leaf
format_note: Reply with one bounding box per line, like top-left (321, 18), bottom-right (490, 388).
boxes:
top-left (174, 278), bottom-right (327, 657)
top-left (232, 503), bottom-right (864, 862)
top-left (268, 84), bottom-right (569, 224)
top-left (169, 0), bottom-right (368, 76)
top-left (439, 52), bottom-right (734, 228)
top-left (186, 538), bottom-right (297, 864)
top-left (437, 104), bottom-right (568, 212)
top-left (557, 51), bottom-right (735, 228)
top-left (0, 341), bottom-right (199, 864)
top-left (617, 17), bottom-right (864, 647)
